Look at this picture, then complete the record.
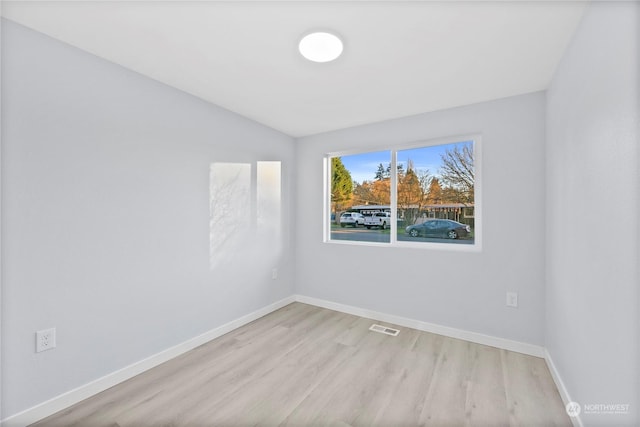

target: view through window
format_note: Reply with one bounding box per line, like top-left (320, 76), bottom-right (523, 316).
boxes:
top-left (328, 138), bottom-right (478, 247)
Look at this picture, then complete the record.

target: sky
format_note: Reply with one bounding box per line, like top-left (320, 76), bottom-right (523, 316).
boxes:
top-left (340, 140), bottom-right (472, 184)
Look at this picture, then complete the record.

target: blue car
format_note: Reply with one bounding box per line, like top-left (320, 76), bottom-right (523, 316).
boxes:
top-left (405, 219), bottom-right (470, 239)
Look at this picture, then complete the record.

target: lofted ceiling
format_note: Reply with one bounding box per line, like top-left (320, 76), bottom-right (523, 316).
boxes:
top-left (2, 1), bottom-right (587, 137)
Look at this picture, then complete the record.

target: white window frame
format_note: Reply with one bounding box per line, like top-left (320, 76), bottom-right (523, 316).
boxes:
top-left (324, 134), bottom-right (482, 252)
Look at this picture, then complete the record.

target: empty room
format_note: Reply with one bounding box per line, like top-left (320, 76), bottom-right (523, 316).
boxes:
top-left (1, 1), bottom-right (638, 426)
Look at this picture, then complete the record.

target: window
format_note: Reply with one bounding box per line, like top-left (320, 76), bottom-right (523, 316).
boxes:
top-left (326, 136), bottom-right (480, 250)
top-left (329, 150), bottom-right (391, 243)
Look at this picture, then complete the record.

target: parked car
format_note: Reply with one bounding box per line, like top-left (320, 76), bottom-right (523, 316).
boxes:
top-left (339, 212), bottom-right (365, 227)
top-left (405, 219), bottom-right (471, 239)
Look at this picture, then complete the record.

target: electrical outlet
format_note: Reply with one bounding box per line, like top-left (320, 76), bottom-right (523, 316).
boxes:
top-left (36, 328), bottom-right (56, 353)
top-left (506, 292), bottom-right (518, 308)
top-left (272, 268), bottom-right (278, 280)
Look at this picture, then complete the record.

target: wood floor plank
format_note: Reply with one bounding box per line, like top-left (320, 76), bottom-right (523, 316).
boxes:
top-left (501, 350), bottom-right (569, 426)
top-left (30, 303), bottom-right (571, 427)
top-left (463, 344), bottom-right (510, 426)
top-left (371, 333), bottom-right (445, 426)
top-left (417, 337), bottom-right (474, 426)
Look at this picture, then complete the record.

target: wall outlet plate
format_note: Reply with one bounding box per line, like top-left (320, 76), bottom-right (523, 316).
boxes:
top-left (506, 292), bottom-right (518, 308)
top-left (36, 328), bottom-right (56, 352)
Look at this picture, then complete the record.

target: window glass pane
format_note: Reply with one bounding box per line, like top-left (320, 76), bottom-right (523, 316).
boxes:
top-left (397, 141), bottom-right (475, 245)
top-left (330, 151), bottom-right (391, 243)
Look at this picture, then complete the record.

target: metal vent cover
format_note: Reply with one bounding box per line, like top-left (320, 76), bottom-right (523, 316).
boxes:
top-left (369, 324), bottom-right (400, 336)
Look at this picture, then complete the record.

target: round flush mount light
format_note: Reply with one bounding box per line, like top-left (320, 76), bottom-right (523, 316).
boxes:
top-left (298, 32), bottom-right (343, 63)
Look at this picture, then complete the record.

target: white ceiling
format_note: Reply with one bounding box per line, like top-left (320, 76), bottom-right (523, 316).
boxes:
top-left (2, 1), bottom-right (587, 137)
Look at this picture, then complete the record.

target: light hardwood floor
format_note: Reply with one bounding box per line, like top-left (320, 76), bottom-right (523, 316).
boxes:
top-left (31, 303), bottom-right (571, 426)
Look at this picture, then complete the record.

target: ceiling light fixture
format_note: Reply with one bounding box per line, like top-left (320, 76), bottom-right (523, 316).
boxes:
top-left (298, 32), bottom-right (343, 63)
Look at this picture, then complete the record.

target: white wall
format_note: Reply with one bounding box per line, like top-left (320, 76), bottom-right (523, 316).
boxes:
top-left (546, 3), bottom-right (639, 426)
top-left (4, 3), bottom-right (639, 424)
top-left (1, 19), bottom-right (295, 418)
top-left (295, 92), bottom-right (546, 347)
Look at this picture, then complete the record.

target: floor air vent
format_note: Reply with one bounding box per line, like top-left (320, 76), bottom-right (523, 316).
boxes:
top-left (369, 324), bottom-right (400, 336)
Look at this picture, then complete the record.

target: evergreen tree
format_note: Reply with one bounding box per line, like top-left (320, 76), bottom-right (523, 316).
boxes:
top-left (374, 163), bottom-right (386, 181)
top-left (331, 157), bottom-right (353, 213)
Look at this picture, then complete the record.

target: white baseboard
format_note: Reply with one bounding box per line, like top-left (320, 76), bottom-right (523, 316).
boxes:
top-left (294, 294), bottom-right (546, 358)
top-left (1, 295), bottom-right (296, 427)
top-left (544, 348), bottom-right (583, 427)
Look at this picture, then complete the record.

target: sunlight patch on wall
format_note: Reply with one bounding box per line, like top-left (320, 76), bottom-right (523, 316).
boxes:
top-left (210, 161), bottom-right (282, 270)
top-left (257, 161), bottom-right (282, 248)
top-left (209, 163), bottom-right (251, 269)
